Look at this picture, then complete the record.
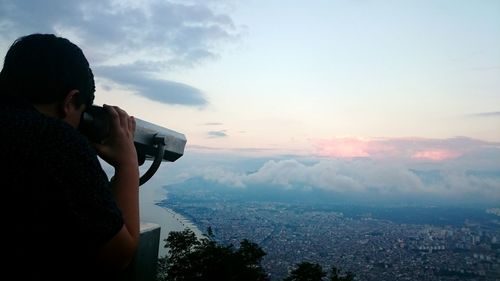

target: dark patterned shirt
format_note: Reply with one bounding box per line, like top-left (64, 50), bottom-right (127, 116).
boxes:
top-left (0, 99), bottom-right (124, 280)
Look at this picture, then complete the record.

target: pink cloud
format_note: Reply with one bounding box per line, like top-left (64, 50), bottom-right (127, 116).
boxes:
top-left (316, 137), bottom-right (395, 158)
top-left (412, 149), bottom-right (462, 161)
top-left (315, 136), bottom-right (494, 161)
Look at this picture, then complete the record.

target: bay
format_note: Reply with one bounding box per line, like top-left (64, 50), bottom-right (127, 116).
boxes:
top-left (139, 183), bottom-right (203, 257)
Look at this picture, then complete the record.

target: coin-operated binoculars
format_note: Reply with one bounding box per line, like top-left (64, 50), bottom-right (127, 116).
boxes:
top-left (79, 105), bottom-right (186, 186)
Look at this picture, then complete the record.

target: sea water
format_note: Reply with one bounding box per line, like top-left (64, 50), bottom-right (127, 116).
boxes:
top-left (139, 182), bottom-right (203, 257)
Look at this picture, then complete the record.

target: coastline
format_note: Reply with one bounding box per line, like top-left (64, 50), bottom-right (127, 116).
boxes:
top-left (161, 207), bottom-right (204, 234)
top-left (139, 186), bottom-right (203, 257)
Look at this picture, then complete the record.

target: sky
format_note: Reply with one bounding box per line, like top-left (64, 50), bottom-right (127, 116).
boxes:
top-left (1, 0), bottom-right (499, 204)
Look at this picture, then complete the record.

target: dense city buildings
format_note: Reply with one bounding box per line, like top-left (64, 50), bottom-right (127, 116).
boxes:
top-left (159, 183), bottom-right (500, 281)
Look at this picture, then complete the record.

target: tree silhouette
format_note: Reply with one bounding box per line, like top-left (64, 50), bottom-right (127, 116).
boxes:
top-left (284, 262), bottom-right (326, 281)
top-left (157, 228), bottom-right (269, 281)
top-left (328, 266), bottom-right (354, 281)
top-left (157, 228), bottom-right (355, 281)
top-left (283, 263), bottom-right (354, 281)
top-left (206, 226), bottom-right (214, 239)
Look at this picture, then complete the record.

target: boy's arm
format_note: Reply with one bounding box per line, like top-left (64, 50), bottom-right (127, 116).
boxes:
top-left (93, 105), bottom-right (140, 270)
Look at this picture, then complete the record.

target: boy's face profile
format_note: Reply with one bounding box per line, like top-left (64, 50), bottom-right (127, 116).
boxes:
top-left (61, 89), bottom-right (88, 128)
top-left (65, 103), bottom-right (87, 129)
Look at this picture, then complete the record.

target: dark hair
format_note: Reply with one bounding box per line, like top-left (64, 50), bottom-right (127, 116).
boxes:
top-left (0, 33), bottom-right (95, 107)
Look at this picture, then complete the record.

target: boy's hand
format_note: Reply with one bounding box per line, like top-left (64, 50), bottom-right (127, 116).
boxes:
top-left (93, 104), bottom-right (138, 169)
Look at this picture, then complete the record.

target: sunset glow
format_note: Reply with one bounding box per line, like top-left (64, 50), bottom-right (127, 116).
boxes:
top-left (412, 149), bottom-right (462, 161)
top-left (314, 137), bottom-right (485, 161)
top-left (316, 138), bottom-right (392, 158)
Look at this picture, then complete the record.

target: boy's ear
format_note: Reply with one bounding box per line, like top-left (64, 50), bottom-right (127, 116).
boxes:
top-left (61, 90), bottom-right (80, 117)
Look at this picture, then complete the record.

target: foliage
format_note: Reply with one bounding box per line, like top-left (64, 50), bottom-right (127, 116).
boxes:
top-left (328, 266), bottom-right (354, 281)
top-left (283, 262), bottom-right (354, 281)
top-left (157, 228), bottom-right (269, 281)
top-left (157, 228), bottom-right (355, 281)
top-left (284, 262), bottom-right (326, 281)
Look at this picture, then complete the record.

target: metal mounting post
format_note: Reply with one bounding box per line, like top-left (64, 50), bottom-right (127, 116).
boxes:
top-left (139, 134), bottom-right (166, 186)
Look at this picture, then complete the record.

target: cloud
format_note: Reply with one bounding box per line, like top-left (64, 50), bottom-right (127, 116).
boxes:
top-left (197, 166), bottom-right (246, 188)
top-left (168, 137), bottom-right (500, 204)
top-left (412, 149), bottom-right (462, 161)
top-left (0, 0), bottom-right (241, 106)
top-left (186, 145), bottom-right (278, 155)
top-left (95, 65), bottom-right (206, 105)
top-left (315, 137), bottom-right (393, 158)
top-left (469, 111), bottom-right (500, 117)
top-left (203, 122), bottom-right (223, 126)
top-left (242, 159), bottom-right (425, 194)
top-left (207, 130), bottom-right (228, 138)
top-left (315, 136), bottom-right (499, 161)
top-left (187, 157), bottom-right (500, 203)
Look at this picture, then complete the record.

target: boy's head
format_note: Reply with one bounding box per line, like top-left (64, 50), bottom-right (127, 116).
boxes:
top-left (0, 33), bottom-right (95, 108)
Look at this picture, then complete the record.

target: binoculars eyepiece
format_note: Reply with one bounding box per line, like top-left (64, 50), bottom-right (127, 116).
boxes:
top-left (79, 105), bottom-right (186, 186)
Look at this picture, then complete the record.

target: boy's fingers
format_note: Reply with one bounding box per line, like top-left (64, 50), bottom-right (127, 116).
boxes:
top-left (114, 106), bottom-right (130, 128)
top-left (129, 116), bottom-right (136, 136)
top-left (104, 104), bottom-right (120, 127)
